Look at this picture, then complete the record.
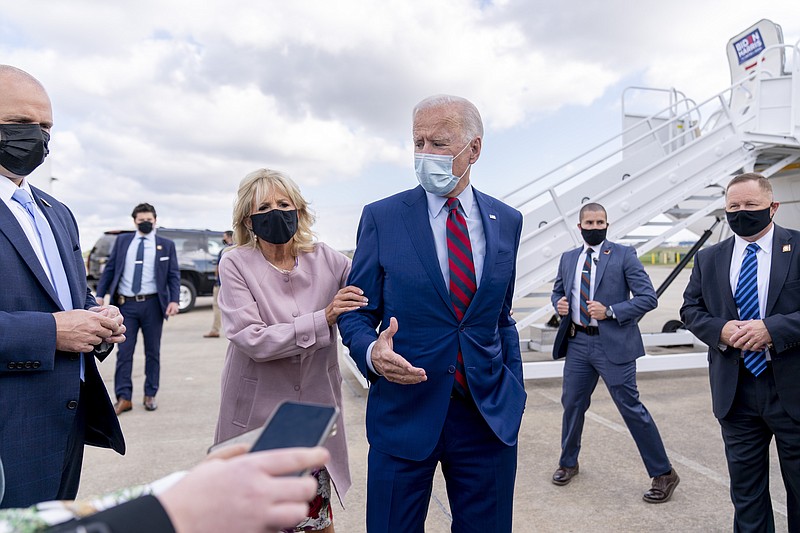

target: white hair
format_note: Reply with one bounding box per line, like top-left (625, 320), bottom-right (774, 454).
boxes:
top-left (413, 95), bottom-right (484, 142)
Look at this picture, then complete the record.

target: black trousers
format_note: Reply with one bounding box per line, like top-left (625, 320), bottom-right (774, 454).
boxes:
top-left (719, 363), bottom-right (800, 533)
top-left (56, 382), bottom-right (86, 500)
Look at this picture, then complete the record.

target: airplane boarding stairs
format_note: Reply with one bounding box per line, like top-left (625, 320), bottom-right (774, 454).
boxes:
top-left (512, 41), bottom-right (800, 379)
top-left (339, 38), bottom-right (800, 389)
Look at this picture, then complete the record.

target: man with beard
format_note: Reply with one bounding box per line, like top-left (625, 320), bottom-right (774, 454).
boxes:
top-left (550, 202), bottom-right (679, 503)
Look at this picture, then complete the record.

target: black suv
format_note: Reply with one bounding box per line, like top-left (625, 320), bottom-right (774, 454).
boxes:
top-left (86, 228), bottom-right (226, 313)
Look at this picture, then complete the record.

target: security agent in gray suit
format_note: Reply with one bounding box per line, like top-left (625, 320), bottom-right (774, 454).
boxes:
top-left (550, 202), bottom-right (679, 503)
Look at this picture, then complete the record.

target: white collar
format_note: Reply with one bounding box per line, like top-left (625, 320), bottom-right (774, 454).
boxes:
top-left (427, 185), bottom-right (476, 220)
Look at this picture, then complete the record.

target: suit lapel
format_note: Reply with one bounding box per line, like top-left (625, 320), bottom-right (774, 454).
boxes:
top-left (463, 190), bottom-right (497, 318)
top-left (716, 237), bottom-right (738, 318)
top-left (31, 187), bottom-right (82, 309)
top-left (593, 241), bottom-right (613, 288)
top-left (0, 196), bottom-right (62, 308)
top-left (400, 187), bottom-right (453, 313)
top-left (155, 235), bottom-right (165, 288)
top-left (563, 247), bottom-right (582, 304)
top-left (767, 224), bottom-right (792, 315)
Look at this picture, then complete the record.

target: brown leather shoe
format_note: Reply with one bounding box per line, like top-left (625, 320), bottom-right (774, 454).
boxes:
top-left (114, 398), bottom-right (132, 415)
top-left (552, 463), bottom-right (579, 486)
top-left (143, 396), bottom-right (158, 411)
top-left (203, 332), bottom-right (220, 338)
top-left (643, 468), bottom-right (680, 503)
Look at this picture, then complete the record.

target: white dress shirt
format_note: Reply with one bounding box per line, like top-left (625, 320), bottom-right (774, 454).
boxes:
top-left (118, 231), bottom-right (158, 296)
top-left (570, 242), bottom-right (602, 326)
top-left (729, 225), bottom-right (773, 320)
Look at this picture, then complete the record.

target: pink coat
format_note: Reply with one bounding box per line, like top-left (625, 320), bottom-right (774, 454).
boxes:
top-left (214, 242), bottom-right (351, 497)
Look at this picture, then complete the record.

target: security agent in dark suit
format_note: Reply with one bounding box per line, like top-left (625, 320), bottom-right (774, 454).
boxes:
top-left (550, 202), bottom-right (679, 503)
top-left (681, 172), bottom-right (800, 531)
top-left (96, 203), bottom-right (180, 414)
top-left (0, 65), bottom-right (126, 508)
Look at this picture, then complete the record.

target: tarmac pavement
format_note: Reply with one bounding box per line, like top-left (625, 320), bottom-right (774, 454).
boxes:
top-left (79, 265), bottom-right (790, 532)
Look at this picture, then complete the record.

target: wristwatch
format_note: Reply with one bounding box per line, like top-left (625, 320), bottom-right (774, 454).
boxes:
top-left (605, 306), bottom-right (614, 319)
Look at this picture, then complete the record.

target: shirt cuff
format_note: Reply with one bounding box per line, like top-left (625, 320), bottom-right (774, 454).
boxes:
top-left (366, 340), bottom-right (380, 375)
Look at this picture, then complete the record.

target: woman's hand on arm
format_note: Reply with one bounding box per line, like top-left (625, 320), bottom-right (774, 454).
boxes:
top-left (325, 285), bottom-right (368, 326)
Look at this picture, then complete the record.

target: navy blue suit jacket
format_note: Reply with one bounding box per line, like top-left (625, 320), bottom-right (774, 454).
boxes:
top-left (0, 186), bottom-right (124, 508)
top-left (95, 232), bottom-right (180, 318)
top-left (338, 186), bottom-right (526, 461)
top-left (681, 224), bottom-right (800, 420)
top-left (551, 241), bottom-right (657, 363)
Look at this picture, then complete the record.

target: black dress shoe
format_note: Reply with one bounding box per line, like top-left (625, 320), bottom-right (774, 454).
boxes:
top-left (143, 395), bottom-right (158, 411)
top-left (552, 463), bottom-right (579, 486)
top-left (643, 468), bottom-right (680, 503)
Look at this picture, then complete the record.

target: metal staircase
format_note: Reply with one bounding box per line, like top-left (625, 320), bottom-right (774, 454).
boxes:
top-left (507, 35), bottom-right (800, 371)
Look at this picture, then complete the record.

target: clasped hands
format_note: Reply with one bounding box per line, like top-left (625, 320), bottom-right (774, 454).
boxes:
top-left (370, 317), bottom-right (427, 385)
top-left (721, 319), bottom-right (771, 351)
top-left (54, 305), bottom-right (126, 353)
top-left (555, 297), bottom-right (609, 320)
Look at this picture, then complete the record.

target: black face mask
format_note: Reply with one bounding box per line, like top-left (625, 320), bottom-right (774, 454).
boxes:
top-left (581, 227), bottom-right (607, 246)
top-left (726, 207), bottom-right (772, 237)
top-left (251, 209), bottom-right (298, 245)
top-left (0, 124), bottom-right (50, 177)
top-left (137, 221), bottom-right (154, 234)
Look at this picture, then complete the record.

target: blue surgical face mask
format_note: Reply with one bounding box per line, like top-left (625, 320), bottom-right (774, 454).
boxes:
top-left (414, 141), bottom-right (472, 196)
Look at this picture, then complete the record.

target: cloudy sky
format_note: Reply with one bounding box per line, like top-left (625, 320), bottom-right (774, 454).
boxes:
top-left (2, 1), bottom-right (798, 251)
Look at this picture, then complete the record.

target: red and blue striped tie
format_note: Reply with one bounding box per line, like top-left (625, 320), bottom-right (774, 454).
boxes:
top-left (446, 198), bottom-right (476, 397)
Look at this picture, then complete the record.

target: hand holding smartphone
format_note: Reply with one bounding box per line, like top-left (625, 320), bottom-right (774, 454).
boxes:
top-left (209, 400), bottom-right (339, 475)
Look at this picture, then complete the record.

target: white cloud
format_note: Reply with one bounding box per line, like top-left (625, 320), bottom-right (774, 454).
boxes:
top-left (2, 0), bottom-right (798, 249)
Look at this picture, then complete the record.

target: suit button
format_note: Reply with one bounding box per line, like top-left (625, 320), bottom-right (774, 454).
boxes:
top-left (459, 325), bottom-right (466, 332)
top-left (448, 365), bottom-right (456, 374)
top-left (33, 361), bottom-right (41, 369)
top-left (24, 361), bottom-right (33, 369)
top-left (67, 400), bottom-right (79, 410)
top-left (7, 362), bottom-right (16, 370)
top-left (292, 312), bottom-right (298, 317)
top-left (294, 385), bottom-right (300, 391)
top-left (69, 355), bottom-right (79, 361)
top-left (302, 335), bottom-right (309, 341)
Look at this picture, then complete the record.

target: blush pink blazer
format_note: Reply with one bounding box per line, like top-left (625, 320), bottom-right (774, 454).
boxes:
top-left (214, 242), bottom-right (351, 498)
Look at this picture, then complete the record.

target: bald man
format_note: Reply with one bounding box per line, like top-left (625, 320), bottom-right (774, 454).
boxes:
top-left (0, 65), bottom-right (126, 508)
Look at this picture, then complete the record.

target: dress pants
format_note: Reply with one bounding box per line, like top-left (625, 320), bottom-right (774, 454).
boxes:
top-left (210, 285), bottom-right (221, 334)
top-left (57, 382), bottom-right (86, 500)
top-left (560, 330), bottom-right (671, 477)
top-left (366, 395), bottom-right (517, 533)
top-left (719, 362), bottom-right (800, 533)
top-left (115, 298), bottom-right (164, 400)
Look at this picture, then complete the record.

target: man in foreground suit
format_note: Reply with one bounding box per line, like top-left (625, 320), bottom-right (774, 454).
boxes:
top-left (550, 203), bottom-right (679, 502)
top-left (682, 173), bottom-right (800, 531)
top-left (96, 203), bottom-right (180, 414)
top-left (0, 64), bottom-right (126, 507)
top-left (338, 95), bottom-right (526, 532)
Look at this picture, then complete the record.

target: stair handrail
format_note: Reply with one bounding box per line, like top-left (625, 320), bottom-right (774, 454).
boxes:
top-left (504, 77), bottom-right (759, 214)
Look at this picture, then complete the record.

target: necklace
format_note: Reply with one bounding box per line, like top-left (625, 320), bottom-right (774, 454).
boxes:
top-left (266, 255), bottom-right (298, 274)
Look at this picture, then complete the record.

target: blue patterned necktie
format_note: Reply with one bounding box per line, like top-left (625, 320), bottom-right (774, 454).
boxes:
top-left (735, 242), bottom-right (767, 376)
top-left (131, 236), bottom-right (146, 295)
top-left (579, 249), bottom-right (594, 326)
top-left (12, 188), bottom-right (72, 311)
top-left (446, 198), bottom-right (476, 397)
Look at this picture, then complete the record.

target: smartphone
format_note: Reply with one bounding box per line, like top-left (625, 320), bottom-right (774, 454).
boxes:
top-left (209, 401), bottom-right (339, 455)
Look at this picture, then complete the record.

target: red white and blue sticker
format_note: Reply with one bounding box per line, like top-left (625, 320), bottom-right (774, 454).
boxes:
top-left (734, 29), bottom-right (765, 64)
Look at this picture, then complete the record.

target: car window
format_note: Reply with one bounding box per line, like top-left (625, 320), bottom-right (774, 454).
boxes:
top-left (207, 236), bottom-right (224, 257)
